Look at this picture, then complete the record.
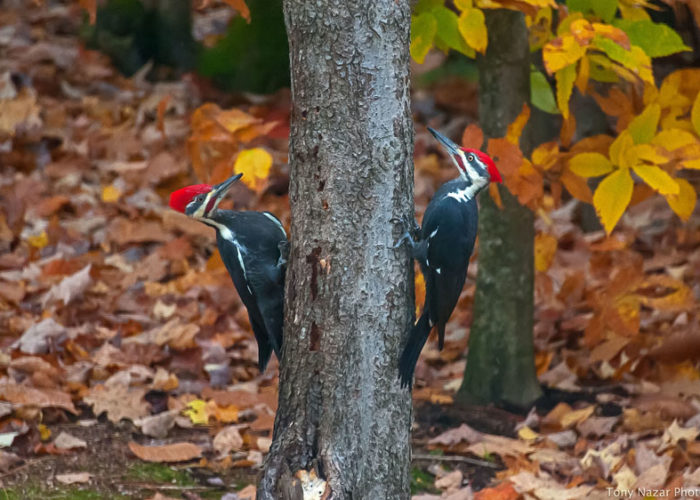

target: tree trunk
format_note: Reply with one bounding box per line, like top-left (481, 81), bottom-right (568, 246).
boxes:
top-left (259, 1), bottom-right (414, 499)
top-left (457, 9), bottom-right (542, 409)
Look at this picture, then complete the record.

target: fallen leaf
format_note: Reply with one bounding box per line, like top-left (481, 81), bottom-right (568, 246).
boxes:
top-left (84, 384), bottom-right (149, 423)
top-left (54, 431), bottom-right (87, 450)
top-left (135, 411), bottom-right (178, 439)
top-left (128, 441), bottom-right (202, 463)
top-left (41, 265), bottom-right (92, 307)
top-left (213, 425), bottom-right (244, 457)
top-left (56, 472), bottom-right (92, 485)
top-left (0, 382), bottom-right (77, 414)
top-left (429, 424), bottom-right (483, 447)
top-left (11, 318), bottom-right (68, 354)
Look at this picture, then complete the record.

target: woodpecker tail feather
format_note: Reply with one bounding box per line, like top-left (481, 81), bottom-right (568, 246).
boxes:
top-left (398, 312), bottom-right (432, 389)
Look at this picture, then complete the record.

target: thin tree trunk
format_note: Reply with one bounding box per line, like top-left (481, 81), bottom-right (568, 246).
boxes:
top-left (457, 9), bottom-right (542, 409)
top-left (259, 1), bottom-right (414, 498)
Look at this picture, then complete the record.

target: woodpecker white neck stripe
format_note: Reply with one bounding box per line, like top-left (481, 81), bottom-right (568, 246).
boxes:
top-left (204, 219), bottom-right (253, 294)
top-left (263, 212), bottom-right (287, 237)
top-left (446, 176), bottom-right (488, 203)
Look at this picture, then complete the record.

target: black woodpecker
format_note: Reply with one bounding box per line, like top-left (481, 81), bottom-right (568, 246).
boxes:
top-left (397, 127), bottom-right (502, 388)
top-left (169, 173), bottom-right (287, 371)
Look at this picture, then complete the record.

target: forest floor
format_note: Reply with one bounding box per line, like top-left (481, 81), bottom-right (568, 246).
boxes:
top-left (2, 2), bottom-right (700, 500)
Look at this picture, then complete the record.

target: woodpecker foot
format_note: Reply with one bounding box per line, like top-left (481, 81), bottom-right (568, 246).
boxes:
top-left (394, 231), bottom-right (415, 249)
top-left (277, 240), bottom-right (290, 268)
top-left (392, 214), bottom-right (420, 249)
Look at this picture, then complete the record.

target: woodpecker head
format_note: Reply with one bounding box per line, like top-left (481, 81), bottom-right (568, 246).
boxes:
top-left (427, 127), bottom-right (502, 184)
top-left (169, 172), bottom-right (243, 219)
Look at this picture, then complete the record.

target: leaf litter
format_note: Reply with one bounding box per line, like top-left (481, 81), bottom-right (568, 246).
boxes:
top-left (1, 1), bottom-right (700, 499)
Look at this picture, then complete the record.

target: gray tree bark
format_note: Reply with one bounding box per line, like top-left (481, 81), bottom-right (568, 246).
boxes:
top-left (457, 9), bottom-right (542, 409)
top-left (258, 1), bottom-right (414, 499)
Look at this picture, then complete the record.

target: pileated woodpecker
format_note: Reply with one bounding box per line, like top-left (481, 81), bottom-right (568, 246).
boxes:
top-left (397, 128), bottom-right (502, 388)
top-left (169, 173), bottom-right (287, 371)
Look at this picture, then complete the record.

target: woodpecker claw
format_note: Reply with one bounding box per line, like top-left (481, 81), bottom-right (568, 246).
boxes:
top-left (394, 231), bottom-right (415, 249)
top-left (277, 240), bottom-right (290, 268)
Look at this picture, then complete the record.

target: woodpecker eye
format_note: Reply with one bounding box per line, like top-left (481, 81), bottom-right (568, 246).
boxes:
top-left (467, 154), bottom-right (475, 162)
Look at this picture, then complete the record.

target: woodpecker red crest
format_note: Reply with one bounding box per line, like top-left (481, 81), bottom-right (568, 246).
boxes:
top-left (460, 147), bottom-right (502, 183)
top-left (169, 173), bottom-right (243, 218)
top-left (169, 184), bottom-right (212, 213)
top-left (427, 127), bottom-right (502, 185)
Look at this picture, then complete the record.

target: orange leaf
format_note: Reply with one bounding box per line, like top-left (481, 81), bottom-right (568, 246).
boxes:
top-left (156, 94), bottom-right (171, 136)
top-left (489, 183), bottom-right (503, 209)
top-left (79, 0), bottom-right (96, 24)
top-left (487, 138), bottom-right (523, 178)
top-left (128, 442), bottom-right (202, 463)
top-left (461, 123), bottom-right (484, 150)
top-left (474, 482), bottom-right (519, 500)
top-left (221, 0), bottom-right (250, 22)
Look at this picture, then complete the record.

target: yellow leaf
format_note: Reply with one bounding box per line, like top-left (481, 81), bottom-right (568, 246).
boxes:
top-left (518, 426), bottom-right (540, 441)
top-left (692, 91), bottom-right (700, 136)
top-left (183, 399), bottom-right (209, 425)
top-left (682, 158), bottom-right (700, 169)
top-left (556, 63), bottom-right (577, 118)
top-left (543, 34), bottom-right (587, 74)
top-left (27, 231), bottom-right (48, 249)
top-left (101, 185), bottom-right (121, 203)
top-left (531, 141), bottom-right (559, 169)
top-left (627, 103), bottom-right (660, 144)
top-left (455, 0), bottom-right (473, 9)
top-left (234, 148), bottom-right (273, 191)
top-left (534, 233), bottom-right (557, 272)
top-left (633, 144), bottom-right (669, 165)
top-left (506, 104), bottom-right (530, 145)
top-left (569, 152), bottom-right (613, 177)
top-left (38, 424), bottom-right (51, 441)
top-left (609, 131), bottom-right (634, 167)
top-left (632, 164), bottom-right (678, 194)
top-left (458, 8), bottom-right (487, 54)
top-left (638, 275), bottom-right (693, 311)
top-left (665, 178), bottom-right (697, 221)
top-left (652, 129), bottom-right (698, 151)
top-left (594, 168), bottom-right (634, 234)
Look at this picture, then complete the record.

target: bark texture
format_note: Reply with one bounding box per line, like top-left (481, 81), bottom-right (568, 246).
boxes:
top-left (457, 9), bottom-right (542, 409)
top-left (259, 1), bottom-right (414, 498)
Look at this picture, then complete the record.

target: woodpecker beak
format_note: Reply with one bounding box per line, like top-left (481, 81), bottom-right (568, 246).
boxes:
top-left (427, 127), bottom-right (460, 156)
top-left (206, 172), bottom-right (243, 215)
top-left (211, 172), bottom-right (243, 203)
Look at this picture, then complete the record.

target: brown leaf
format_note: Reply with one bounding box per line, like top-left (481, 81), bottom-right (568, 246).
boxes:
top-left (84, 384), bottom-right (149, 423)
top-left (128, 441), bottom-right (202, 463)
top-left (648, 328), bottom-right (700, 363)
top-left (56, 472), bottom-right (92, 485)
top-left (428, 424), bottom-right (483, 447)
top-left (0, 383), bottom-right (77, 414)
top-left (108, 218), bottom-right (171, 245)
top-left (632, 394), bottom-right (696, 420)
top-left (41, 264), bottom-right (92, 307)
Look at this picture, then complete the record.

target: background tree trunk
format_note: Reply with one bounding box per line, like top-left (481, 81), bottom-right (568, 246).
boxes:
top-left (457, 9), bottom-right (542, 409)
top-left (259, 1), bottom-right (414, 498)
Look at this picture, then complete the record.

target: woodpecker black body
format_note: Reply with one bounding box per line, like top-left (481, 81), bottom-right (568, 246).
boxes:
top-left (169, 173), bottom-right (287, 371)
top-left (397, 128), bottom-right (502, 388)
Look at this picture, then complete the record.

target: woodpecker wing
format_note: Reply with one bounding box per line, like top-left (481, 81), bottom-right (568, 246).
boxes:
top-left (421, 192), bottom-right (478, 348)
top-left (210, 211), bottom-right (287, 369)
